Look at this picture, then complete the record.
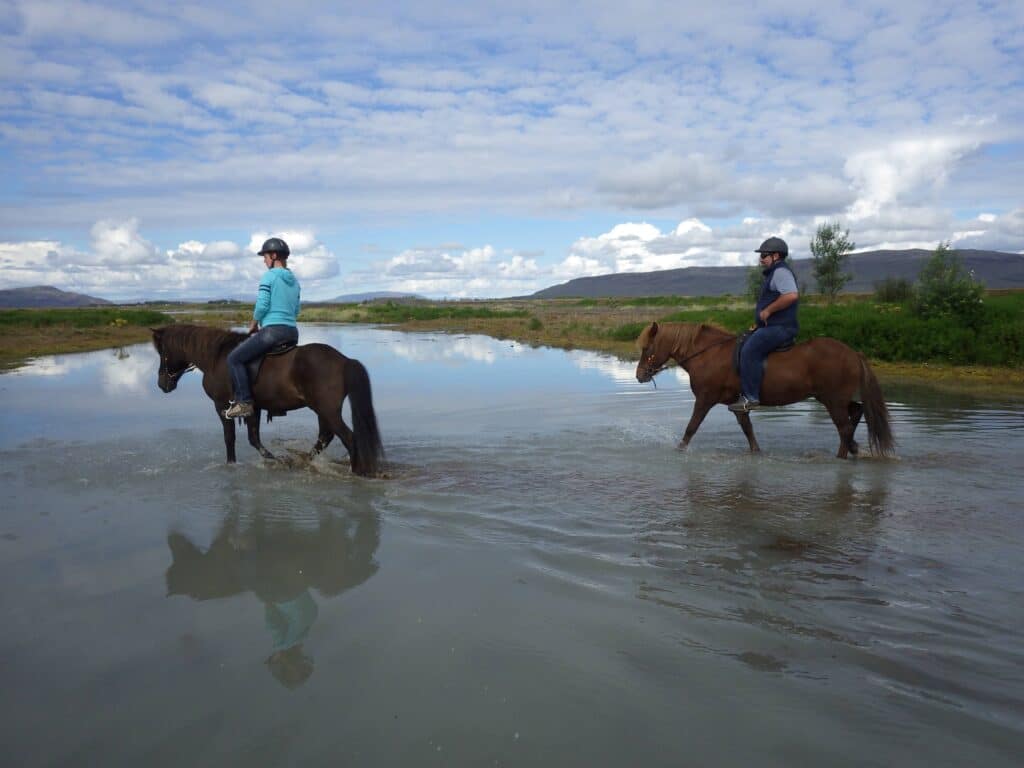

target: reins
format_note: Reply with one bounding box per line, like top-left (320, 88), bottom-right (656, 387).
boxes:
top-left (644, 334), bottom-right (735, 382)
top-left (678, 335), bottom-right (735, 365)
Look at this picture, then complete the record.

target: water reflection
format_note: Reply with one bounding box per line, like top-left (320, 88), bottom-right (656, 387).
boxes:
top-left (388, 334), bottom-right (521, 364)
top-left (10, 346), bottom-right (152, 394)
top-left (165, 497), bottom-right (380, 689)
top-left (567, 349), bottom-right (689, 387)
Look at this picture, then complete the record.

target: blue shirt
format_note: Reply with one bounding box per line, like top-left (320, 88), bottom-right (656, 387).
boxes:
top-left (254, 267), bottom-right (300, 327)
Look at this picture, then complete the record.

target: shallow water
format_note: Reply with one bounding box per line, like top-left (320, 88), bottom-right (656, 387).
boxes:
top-left (1, 325), bottom-right (1022, 767)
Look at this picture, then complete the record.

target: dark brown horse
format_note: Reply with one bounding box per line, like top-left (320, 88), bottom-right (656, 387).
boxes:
top-left (151, 325), bottom-right (383, 476)
top-left (635, 322), bottom-right (894, 458)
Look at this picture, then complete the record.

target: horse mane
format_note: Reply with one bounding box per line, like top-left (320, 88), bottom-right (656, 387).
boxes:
top-left (156, 324), bottom-right (247, 365)
top-left (639, 321), bottom-right (734, 356)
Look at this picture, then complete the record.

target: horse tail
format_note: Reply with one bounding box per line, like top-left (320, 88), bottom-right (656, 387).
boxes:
top-left (343, 358), bottom-right (384, 476)
top-left (859, 354), bottom-right (895, 457)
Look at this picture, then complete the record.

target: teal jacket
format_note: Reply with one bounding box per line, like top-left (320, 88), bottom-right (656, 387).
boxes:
top-left (254, 267), bottom-right (300, 327)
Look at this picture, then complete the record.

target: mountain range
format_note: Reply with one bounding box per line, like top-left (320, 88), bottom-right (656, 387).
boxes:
top-left (0, 285), bottom-right (111, 308)
top-left (530, 248), bottom-right (1024, 299)
top-left (5, 250), bottom-right (1023, 307)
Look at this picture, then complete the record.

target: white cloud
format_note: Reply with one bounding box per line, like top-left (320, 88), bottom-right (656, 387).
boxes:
top-left (0, 2), bottom-right (1019, 299)
top-left (90, 218), bottom-right (163, 266)
top-left (845, 136), bottom-right (981, 220)
top-left (1, 222), bottom-right (341, 299)
top-left (17, 0), bottom-right (182, 44)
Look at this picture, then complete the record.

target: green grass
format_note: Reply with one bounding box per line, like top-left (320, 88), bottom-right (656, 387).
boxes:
top-left (0, 307), bottom-right (173, 328)
top-left (352, 301), bottom-right (529, 323)
top-left (575, 295), bottom-right (741, 308)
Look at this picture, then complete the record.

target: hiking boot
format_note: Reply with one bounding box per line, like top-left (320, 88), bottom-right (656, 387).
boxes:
top-left (728, 395), bottom-right (760, 412)
top-left (223, 401), bottom-right (254, 419)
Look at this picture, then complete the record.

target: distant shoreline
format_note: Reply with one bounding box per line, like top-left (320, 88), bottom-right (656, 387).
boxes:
top-left (3, 301), bottom-right (1022, 397)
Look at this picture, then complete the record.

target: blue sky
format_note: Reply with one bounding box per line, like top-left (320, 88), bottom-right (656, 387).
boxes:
top-left (1, 0), bottom-right (1022, 300)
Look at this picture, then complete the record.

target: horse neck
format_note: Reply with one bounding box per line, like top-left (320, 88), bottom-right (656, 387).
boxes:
top-left (172, 326), bottom-right (239, 371)
top-left (671, 324), bottom-right (727, 363)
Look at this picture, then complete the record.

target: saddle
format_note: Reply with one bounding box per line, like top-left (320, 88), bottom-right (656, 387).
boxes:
top-left (244, 340), bottom-right (297, 387)
top-left (732, 330), bottom-right (794, 376)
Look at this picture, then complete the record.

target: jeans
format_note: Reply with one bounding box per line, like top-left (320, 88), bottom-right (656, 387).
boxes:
top-left (227, 324), bottom-right (298, 403)
top-left (739, 325), bottom-right (796, 401)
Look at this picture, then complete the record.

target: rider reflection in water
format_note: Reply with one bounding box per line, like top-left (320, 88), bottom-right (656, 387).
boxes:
top-left (224, 237), bottom-right (301, 419)
top-left (166, 507), bottom-right (381, 690)
top-left (729, 236), bottom-right (800, 413)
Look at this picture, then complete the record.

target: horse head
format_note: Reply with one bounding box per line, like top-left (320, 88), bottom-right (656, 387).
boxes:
top-left (151, 326), bottom-right (194, 393)
top-left (635, 322), bottom-right (670, 383)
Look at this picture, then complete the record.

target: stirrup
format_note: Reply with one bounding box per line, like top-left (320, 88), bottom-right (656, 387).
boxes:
top-left (223, 401), bottom-right (254, 418)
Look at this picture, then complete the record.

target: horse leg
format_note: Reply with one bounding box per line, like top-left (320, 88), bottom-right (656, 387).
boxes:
top-left (317, 409), bottom-right (357, 466)
top-left (678, 396), bottom-right (715, 450)
top-left (733, 411), bottom-right (761, 453)
top-left (246, 408), bottom-right (276, 460)
top-left (309, 414), bottom-right (336, 459)
top-left (217, 401), bottom-right (237, 463)
top-left (847, 401), bottom-right (864, 456)
top-left (824, 401), bottom-right (855, 459)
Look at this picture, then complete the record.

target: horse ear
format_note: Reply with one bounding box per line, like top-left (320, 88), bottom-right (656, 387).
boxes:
top-left (650, 322), bottom-right (658, 338)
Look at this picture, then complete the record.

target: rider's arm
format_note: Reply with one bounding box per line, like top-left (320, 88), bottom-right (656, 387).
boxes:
top-left (760, 290), bottom-right (798, 321)
top-left (253, 272), bottom-right (274, 327)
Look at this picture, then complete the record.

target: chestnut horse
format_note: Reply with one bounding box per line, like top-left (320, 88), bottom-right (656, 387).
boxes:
top-left (151, 325), bottom-right (383, 476)
top-left (635, 322), bottom-right (894, 458)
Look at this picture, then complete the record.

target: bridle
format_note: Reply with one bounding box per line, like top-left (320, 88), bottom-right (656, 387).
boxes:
top-left (160, 356), bottom-right (196, 384)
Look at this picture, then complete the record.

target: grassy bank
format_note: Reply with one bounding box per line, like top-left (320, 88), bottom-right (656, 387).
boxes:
top-left (0, 307), bottom-right (173, 370)
top-left (3, 297), bottom-right (1022, 394)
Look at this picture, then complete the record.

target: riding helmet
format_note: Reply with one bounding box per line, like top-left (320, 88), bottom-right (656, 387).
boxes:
top-left (755, 237), bottom-right (788, 258)
top-left (258, 237), bottom-right (290, 258)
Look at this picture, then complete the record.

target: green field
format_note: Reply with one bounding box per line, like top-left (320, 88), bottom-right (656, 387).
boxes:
top-left (0, 307), bottom-right (172, 328)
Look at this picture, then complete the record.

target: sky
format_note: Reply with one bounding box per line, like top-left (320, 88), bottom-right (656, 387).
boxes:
top-left (1, 0), bottom-right (1022, 301)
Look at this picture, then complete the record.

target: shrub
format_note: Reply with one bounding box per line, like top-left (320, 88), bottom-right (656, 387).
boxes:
top-left (873, 277), bottom-right (913, 303)
top-left (912, 242), bottom-right (985, 325)
top-left (745, 266), bottom-right (762, 302)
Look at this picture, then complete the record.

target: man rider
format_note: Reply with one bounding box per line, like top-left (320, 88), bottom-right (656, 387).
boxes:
top-left (223, 237), bottom-right (301, 419)
top-left (729, 236), bottom-right (799, 413)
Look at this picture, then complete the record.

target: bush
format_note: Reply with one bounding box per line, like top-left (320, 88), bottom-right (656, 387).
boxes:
top-left (745, 266), bottom-right (762, 302)
top-left (873, 277), bottom-right (913, 303)
top-left (912, 242), bottom-right (985, 325)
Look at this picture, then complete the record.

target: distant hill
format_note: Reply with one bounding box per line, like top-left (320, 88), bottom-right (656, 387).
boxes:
top-left (0, 285), bottom-right (112, 308)
top-left (531, 248), bottom-right (1024, 299)
top-left (321, 291), bottom-right (424, 303)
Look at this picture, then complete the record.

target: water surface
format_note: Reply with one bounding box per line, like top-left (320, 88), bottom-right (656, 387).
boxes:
top-left (1, 325), bottom-right (1022, 767)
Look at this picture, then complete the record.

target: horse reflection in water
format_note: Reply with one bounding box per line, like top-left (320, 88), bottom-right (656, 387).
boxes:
top-left (166, 507), bottom-right (380, 689)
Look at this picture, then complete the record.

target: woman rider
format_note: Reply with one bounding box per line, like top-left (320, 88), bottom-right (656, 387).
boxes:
top-left (223, 238), bottom-right (301, 419)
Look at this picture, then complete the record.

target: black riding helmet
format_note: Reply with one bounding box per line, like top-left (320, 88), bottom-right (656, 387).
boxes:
top-left (258, 237), bottom-right (290, 258)
top-left (755, 236), bottom-right (788, 258)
